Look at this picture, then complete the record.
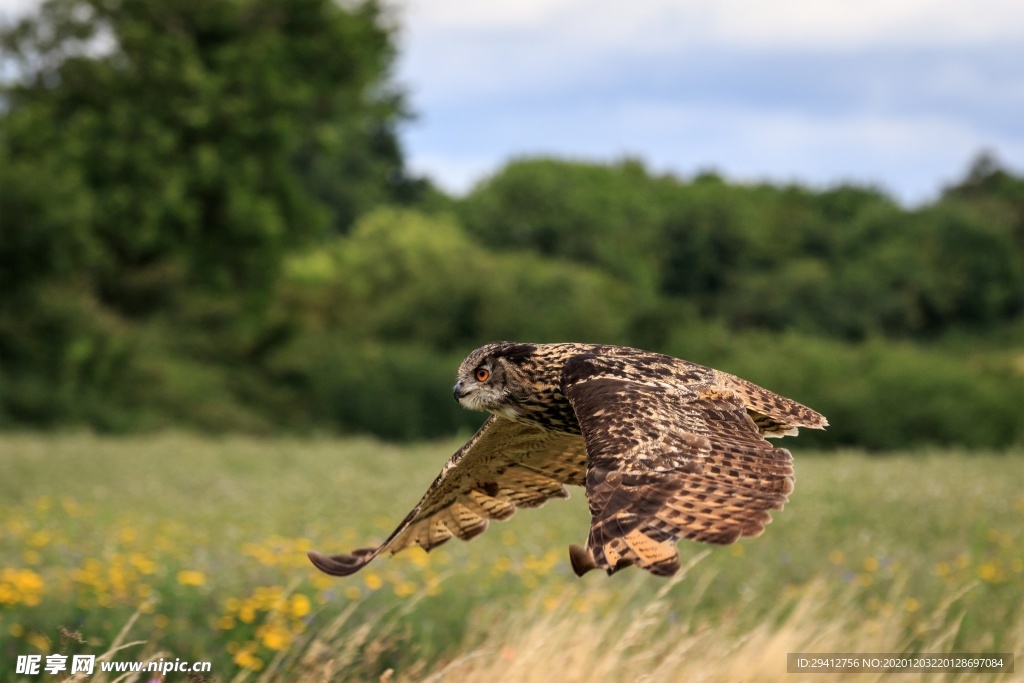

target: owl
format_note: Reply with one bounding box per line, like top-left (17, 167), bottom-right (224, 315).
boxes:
top-left (309, 342), bottom-right (827, 577)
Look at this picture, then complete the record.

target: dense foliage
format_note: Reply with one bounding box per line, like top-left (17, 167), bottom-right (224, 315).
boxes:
top-left (2, 1), bottom-right (1022, 448)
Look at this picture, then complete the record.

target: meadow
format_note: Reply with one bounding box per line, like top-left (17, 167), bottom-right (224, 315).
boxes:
top-left (1, 433), bottom-right (1021, 682)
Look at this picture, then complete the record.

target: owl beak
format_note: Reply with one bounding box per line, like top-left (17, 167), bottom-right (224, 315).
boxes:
top-left (453, 381), bottom-right (467, 402)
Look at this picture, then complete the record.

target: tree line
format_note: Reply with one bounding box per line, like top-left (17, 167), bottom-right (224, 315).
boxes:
top-left (2, 0), bottom-right (1022, 449)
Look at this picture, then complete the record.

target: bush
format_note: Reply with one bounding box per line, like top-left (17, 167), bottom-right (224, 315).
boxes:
top-left (267, 336), bottom-right (481, 439)
top-left (663, 325), bottom-right (1024, 450)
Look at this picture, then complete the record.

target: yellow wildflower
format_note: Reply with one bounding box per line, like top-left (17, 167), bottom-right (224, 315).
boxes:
top-left (392, 581), bottom-right (416, 597)
top-left (28, 530), bottom-right (52, 548)
top-left (238, 602), bottom-right (256, 624)
top-left (491, 556), bottom-right (511, 576)
top-left (130, 553), bottom-right (155, 575)
top-left (28, 632), bottom-right (50, 652)
top-left (1, 568), bottom-right (45, 606)
top-left (290, 593), bottom-right (311, 618)
top-left (177, 570), bottom-right (206, 587)
top-left (258, 623), bottom-right (293, 651)
top-left (234, 647), bottom-right (264, 671)
top-left (409, 549), bottom-right (430, 568)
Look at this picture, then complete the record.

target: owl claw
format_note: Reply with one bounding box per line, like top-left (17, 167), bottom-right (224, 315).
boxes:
top-left (568, 543), bottom-right (598, 577)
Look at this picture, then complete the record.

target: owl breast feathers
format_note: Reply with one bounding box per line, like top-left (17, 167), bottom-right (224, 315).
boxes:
top-left (308, 342), bottom-right (827, 578)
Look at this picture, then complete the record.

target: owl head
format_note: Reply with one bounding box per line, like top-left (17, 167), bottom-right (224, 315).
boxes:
top-left (452, 341), bottom-right (538, 419)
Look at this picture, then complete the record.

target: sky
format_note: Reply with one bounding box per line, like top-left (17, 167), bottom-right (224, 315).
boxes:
top-left (3, 0), bottom-right (1022, 204)
top-left (395, 0), bottom-right (1024, 203)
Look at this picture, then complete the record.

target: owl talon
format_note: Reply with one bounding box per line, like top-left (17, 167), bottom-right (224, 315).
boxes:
top-left (568, 543), bottom-right (598, 576)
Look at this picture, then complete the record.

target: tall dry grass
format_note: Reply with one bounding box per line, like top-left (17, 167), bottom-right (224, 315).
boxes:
top-left (264, 554), bottom-right (1019, 683)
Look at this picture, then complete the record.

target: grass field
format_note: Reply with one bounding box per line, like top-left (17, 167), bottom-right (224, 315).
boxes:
top-left (1, 433), bottom-right (1021, 681)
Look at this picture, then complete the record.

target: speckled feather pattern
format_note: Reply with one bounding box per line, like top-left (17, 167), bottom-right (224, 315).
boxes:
top-left (308, 342), bottom-right (827, 578)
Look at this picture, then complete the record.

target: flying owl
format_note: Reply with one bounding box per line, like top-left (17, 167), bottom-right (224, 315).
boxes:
top-left (309, 342), bottom-right (827, 578)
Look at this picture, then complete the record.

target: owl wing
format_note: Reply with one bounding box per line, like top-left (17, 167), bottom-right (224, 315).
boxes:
top-left (561, 352), bottom-right (826, 577)
top-left (308, 415), bottom-right (588, 576)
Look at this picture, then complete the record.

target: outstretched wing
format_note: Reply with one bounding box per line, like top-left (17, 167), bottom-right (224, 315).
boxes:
top-left (308, 415), bottom-right (588, 576)
top-left (561, 352), bottom-right (826, 577)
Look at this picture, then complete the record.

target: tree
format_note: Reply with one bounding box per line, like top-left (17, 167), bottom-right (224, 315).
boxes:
top-left (1, 0), bottom-right (410, 316)
top-left (943, 151), bottom-right (1024, 252)
top-left (459, 157), bottom-right (669, 293)
top-left (0, 0), bottom-right (412, 428)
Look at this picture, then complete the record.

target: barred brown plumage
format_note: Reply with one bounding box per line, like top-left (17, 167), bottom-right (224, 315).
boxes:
top-left (308, 341), bottom-right (827, 578)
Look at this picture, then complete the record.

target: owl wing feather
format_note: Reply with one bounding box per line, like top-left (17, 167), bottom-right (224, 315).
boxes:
top-left (308, 415), bottom-right (587, 576)
top-left (561, 352), bottom-right (825, 577)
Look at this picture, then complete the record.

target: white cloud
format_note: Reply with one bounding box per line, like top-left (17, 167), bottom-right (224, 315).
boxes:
top-left (403, 0), bottom-right (1024, 51)
top-left (397, 0), bottom-right (1024, 202)
top-left (705, 0), bottom-right (1024, 50)
top-left (0, 0), bottom-right (38, 18)
top-left (398, 0), bottom-right (1024, 106)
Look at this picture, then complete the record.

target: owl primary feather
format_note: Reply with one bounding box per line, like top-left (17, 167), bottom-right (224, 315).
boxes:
top-left (309, 342), bottom-right (827, 578)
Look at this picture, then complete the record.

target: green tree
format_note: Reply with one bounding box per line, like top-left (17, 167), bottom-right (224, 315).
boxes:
top-left (0, 0), bottom-right (411, 428)
top-left (279, 208), bottom-right (639, 351)
top-left (459, 157), bottom-right (670, 293)
top-left (1, 0), bottom-right (409, 316)
top-left (658, 175), bottom-right (759, 309)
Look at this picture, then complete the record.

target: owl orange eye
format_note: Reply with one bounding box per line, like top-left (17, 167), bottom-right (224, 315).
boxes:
top-left (475, 368), bottom-right (490, 382)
